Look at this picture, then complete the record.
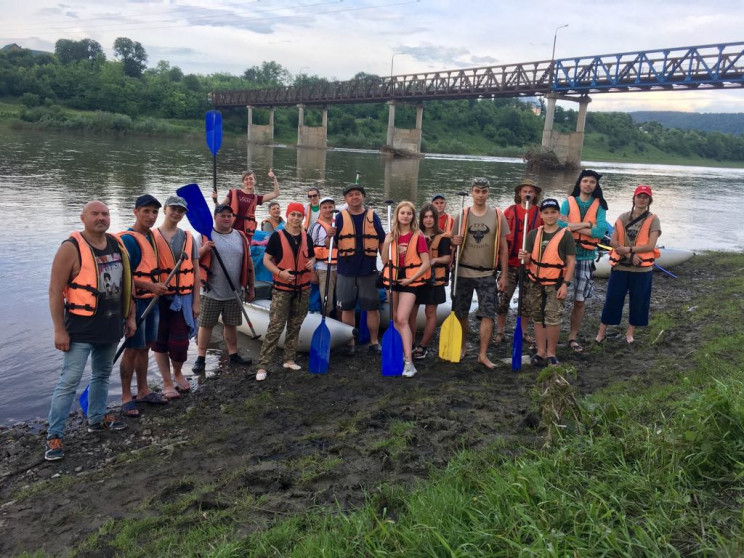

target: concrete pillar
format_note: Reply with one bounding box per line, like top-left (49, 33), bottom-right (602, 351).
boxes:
top-left (386, 100), bottom-right (396, 146)
top-left (297, 104), bottom-right (305, 145)
top-left (415, 103), bottom-right (423, 130)
top-left (247, 106), bottom-right (253, 143)
top-left (268, 107), bottom-right (275, 142)
top-left (542, 94), bottom-right (556, 140)
top-left (575, 96), bottom-right (590, 134)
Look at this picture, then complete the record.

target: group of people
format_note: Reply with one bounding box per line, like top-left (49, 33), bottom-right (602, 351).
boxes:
top-left (45, 167), bottom-right (662, 461)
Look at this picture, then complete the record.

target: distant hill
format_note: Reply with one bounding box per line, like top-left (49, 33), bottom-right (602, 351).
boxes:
top-left (630, 111), bottom-right (744, 136)
top-left (1, 43), bottom-right (52, 57)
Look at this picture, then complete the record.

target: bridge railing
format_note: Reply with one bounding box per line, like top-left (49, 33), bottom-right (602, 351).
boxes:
top-left (212, 42), bottom-right (744, 107)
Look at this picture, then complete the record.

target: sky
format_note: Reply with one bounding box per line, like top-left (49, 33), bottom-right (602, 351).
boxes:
top-left (2, 0), bottom-right (743, 113)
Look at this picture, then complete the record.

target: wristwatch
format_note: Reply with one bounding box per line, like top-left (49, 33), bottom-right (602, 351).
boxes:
top-left (564, 281), bottom-right (572, 287)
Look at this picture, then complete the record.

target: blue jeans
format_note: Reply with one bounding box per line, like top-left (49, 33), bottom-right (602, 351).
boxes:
top-left (47, 342), bottom-right (117, 440)
top-left (600, 269), bottom-right (654, 327)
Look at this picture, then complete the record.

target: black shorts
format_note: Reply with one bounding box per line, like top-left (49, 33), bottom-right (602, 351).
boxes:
top-left (391, 284), bottom-right (420, 295)
top-left (415, 284), bottom-right (446, 306)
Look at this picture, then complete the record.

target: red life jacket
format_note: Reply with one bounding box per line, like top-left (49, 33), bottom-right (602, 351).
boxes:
top-left (505, 204), bottom-right (542, 267)
top-left (229, 189), bottom-right (259, 237)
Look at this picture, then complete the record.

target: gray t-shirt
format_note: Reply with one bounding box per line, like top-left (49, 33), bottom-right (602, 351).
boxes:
top-left (198, 229), bottom-right (247, 300)
top-left (452, 207), bottom-right (510, 278)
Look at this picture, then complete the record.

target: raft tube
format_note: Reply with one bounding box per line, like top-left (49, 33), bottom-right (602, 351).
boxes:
top-left (594, 247), bottom-right (694, 278)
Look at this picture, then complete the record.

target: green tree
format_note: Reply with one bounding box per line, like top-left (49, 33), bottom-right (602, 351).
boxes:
top-left (243, 61), bottom-right (290, 87)
top-left (55, 38), bottom-right (104, 64)
top-left (113, 37), bottom-right (148, 77)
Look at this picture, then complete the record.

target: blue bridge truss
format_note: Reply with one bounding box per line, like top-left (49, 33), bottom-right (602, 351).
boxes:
top-left (212, 42), bottom-right (744, 107)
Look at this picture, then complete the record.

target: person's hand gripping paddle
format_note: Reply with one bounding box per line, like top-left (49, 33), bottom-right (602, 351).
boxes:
top-left (512, 193), bottom-right (531, 371)
top-left (205, 110), bottom-right (222, 204)
top-left (381, 200), bottom-right (403, 376)
top-left (309, 229), bottom-right (336, 374)
top-left (176, 183), bottom-right (260, 339)
top-left (439, 192), bottom-right (467, 363)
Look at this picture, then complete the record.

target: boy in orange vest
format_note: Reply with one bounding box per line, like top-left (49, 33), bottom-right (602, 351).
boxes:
top-left (519, 199), bottom-right (576, 366)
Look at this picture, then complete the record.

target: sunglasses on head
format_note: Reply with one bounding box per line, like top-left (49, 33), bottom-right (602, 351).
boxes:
top-left (472, 177), bottom-right (490, 187)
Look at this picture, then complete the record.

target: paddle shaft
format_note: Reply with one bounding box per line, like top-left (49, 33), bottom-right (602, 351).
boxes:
top-left (516, 196), bottom-right (532, 317)
top-left (386, 203), bottom-right (394, 324)
top-left (451, 193), bottom-right (467, 299)
top-left (209, 244), bottom-right (261, 338)
top-left (113, 249), bottom-right (187, 364)
top-left (212, 154), bottom-right (218, 198)
top-left (320, 234), bottom-right (335, 317)
top-left (597, 243), bottom-right (677, 278)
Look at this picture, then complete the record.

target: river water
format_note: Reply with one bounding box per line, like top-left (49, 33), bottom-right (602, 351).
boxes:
top-left (1, 129), bottom-right (743, 425)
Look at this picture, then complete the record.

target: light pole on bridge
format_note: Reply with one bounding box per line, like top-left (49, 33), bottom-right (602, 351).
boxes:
top-left (390, 52), bottom-right (406, 79)
top-left (550, 24), bottom-right (569, 89)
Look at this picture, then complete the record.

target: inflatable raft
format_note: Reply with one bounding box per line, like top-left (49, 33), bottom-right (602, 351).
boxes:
top-left (594, 247), bottom-right (694, 278)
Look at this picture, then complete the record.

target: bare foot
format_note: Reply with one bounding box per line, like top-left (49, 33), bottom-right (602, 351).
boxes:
top-left (477, 355), bottom-right (496, 369)
top-left (256, 369), bottom-right (267, 381)
top-left (626, 335), bottom-right (634, 344)
top-left (282, 361), bottom-right (301, 370)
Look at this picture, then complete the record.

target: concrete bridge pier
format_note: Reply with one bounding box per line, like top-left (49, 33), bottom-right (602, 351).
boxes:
top-left (297, 104), bottom-right (328, 149)
top-left (541, 94), bottom-right (591, 168)
top-left (384, 101), bottom-right (424, 155)
top-left (246, 106), bottom-right (274, 144)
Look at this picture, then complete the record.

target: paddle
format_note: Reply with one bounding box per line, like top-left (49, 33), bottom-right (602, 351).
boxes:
top-left (512, 194), bottom-right (532, 371)
top-left (205, 110), bottom-right (222, 203)
top-left (309, 234), bottom-right (335, 374)
top-left (438, 192), bottom-right (467, 363)
top-left (597, 243), bottom-right (677, 278)
top-left (381, 200), bottom-right (403, 376)
top-left (176, 183), bottom-right (261, 339)
top-left (352, 171), bottom-right (371, 345)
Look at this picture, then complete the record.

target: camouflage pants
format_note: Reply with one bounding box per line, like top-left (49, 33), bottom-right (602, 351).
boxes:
top-left (258, 289), bottom-right (310, 368)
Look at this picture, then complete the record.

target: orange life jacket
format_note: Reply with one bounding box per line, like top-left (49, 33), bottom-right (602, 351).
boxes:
top-left (272, 230), bottom-right (312, 292)
top-left (428, 233), bottom-right (450, 287)
top-left (527, 227), bottom-right (569, 286)
top-left (199, 231), bottom-right (252, 289)
top-left (458, 207), bottom-right (503, 272)
top-left (438, 213), bottom-right (454, 235)
top-left (118, 230), bottom-right (160, 299)
top-left (64, 231), bottom-right (132, 317)
top-left (261, 216), bottom-right (284, 232)
top-left (609, 213), bottom-right (661, 268)
top-left (154, 229), bottom-right (196, 295)
top-left (336, 209), bottom-right (379, 259)
top-left (381, 231), bottom-right (430, 287)
top-left (303, 205), bottom-right (318, 230)
top-left (567, 197), bottom-right (601, 251)
top-left (312, 220), bottom-right (338, 265)
top-left (229, 189), bottom-right (258, 237)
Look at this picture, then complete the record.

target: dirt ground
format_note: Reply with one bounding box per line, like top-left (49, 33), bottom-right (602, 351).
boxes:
top-left (0, 254), bottom-right (713, 556)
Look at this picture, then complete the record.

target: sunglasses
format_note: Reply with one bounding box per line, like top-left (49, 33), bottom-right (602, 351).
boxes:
top-left (308, 194), bottom-right (319, 199)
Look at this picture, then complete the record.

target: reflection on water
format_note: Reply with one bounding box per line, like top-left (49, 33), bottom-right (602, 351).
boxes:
top-left (1, 129), bottom-right (743, 424)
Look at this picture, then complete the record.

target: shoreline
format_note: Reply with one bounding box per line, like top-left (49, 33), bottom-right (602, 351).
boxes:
top-left (3, 252), bottom-right (743, 555)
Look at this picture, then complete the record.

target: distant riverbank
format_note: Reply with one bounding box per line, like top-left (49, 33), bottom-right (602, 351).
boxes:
top-left (3, 99), bottom-right (743, 168)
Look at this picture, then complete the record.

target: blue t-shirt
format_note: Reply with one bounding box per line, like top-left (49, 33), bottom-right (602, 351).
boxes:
top-left (334, 210), bottom-right (386, 277)
top-left (558, 197), bottom-right (607, 261)
top-left (120, 228), bottom-right (153, 269)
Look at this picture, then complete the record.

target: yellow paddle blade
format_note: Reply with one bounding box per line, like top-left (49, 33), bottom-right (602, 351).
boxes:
top-left (438, 311), bottom-right (462, 363)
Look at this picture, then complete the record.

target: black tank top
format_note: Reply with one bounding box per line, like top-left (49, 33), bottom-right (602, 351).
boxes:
top-left (65, 236), bottom-right (125, 344)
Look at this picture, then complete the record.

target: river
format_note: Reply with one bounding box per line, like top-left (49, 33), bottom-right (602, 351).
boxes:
top-left (1, 129), bottom-right (743, 425)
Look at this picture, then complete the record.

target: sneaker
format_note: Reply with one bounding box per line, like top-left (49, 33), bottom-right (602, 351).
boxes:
top-left (88, 415), bottom-right (128, 432)
top-left (368, 343), bottom-right (382, 355)
top-left (413, 345), bottom-right (429, 360)
top-left (402, 360), bottom-right (417, 378)
top-left (44, 437), bottom-right (64, 461)
top-left (192, 357), bottom-right (206, 373)
top-left (344, 343), bottom-right (356, 356)
top-left (229, 353), bottom-right (252, 366)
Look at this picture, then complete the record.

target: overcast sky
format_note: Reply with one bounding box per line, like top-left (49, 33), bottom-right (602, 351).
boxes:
top-left (3, 0), bottom-right (743, 112)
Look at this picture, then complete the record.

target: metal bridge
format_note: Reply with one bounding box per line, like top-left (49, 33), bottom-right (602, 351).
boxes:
top-left (212, 42), bottom-right (744, 108)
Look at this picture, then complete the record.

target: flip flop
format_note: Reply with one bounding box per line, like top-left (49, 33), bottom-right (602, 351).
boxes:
top-left (568, 339), bottom-right (584, 353)
top-left (492, 332), bottom-right (505, 345)
top-left (175, 383), bottom-right (191, 393)
top-left (121, 400), bottom-right (140, 418)
top-left (136, 392), bottom-right (169, 405)
top-left (282, 362), bottom-right (301, 370)
top-left (163, 390), bottom-right (180, 401)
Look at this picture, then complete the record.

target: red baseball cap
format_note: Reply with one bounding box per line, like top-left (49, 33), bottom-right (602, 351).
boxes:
top-left (634, 185), bottom-right (653, 200)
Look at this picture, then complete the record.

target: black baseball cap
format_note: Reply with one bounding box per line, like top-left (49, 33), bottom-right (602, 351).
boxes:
top-left (343, 183), bottom-right (366, 196)
top-left (135, 194), bottom-right (161, 208)
top-left (214, 204), bottom-right (234, 215)
top-left (540, 198), bottom-right (560, 212)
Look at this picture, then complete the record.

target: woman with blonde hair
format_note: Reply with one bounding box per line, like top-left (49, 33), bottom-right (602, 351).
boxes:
top-left (381, 201), bottom-right (431, 377)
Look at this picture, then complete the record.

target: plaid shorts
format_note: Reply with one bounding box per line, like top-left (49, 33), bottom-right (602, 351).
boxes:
top-left (569, 259), bottom-right (595, 303)
top-left (198, 295), bottom-right (243, 328)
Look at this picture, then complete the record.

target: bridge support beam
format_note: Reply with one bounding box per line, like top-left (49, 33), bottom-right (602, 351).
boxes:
top-left (246, 106), bottom-right (274, 144)
top-left (384, 101), bottom-right (424, 156)
top-left (541, 94), bottom-right (591, 168)
top-left (297, 104), bottom-right (328, 149)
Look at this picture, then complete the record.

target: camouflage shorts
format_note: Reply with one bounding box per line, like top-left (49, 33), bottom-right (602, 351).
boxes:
top-left (453, 274), bottom-right (498, 320)
top-left (523, 281), bottom-right (565, 326)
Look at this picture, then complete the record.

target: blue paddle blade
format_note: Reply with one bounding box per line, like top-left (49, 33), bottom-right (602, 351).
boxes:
top-left (79, 384), bottom-right (89, 416)
top-left (176, 183), bottom-right (213, 240)
top-left (358, 310), bottom-right (370, 344)
top-left (511, 316), bottom-right (523, 371)
top-left (309, 320), bottom-right (331, 374)
top-left (205, 110), bottom-right (222, 156)
top-left (381, 325), bottom-right (404, 376)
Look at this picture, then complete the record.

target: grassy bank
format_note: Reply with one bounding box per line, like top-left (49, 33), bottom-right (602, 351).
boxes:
top-left (62, 252), bottom-right (744, 557)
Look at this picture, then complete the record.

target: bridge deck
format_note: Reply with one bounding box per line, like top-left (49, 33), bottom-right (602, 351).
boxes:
top-left (212, 42), bottom-right (744, 108)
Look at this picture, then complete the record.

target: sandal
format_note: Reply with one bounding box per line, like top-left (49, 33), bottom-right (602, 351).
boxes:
top-left (530, 354), bottom-right (544, 367)
top-left (163, 389), bottom-right (180, 401)
top-left (136, 392), bottom-right (169, 405)
top-left (568, 339), bottom-right (584, 353)
top-left (493, 332), bottom-right (506, 345)
top-left (547, 356), bottom-right (560, 366)
top-left (121, 400), bottom-right (140, 418)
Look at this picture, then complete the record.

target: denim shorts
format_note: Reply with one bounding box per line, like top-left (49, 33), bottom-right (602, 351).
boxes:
top-left (123, 298), bottom-right (159, 349)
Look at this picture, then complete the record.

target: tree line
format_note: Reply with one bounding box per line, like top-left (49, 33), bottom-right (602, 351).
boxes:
top-left (1, 38), bottom-right (743, 162)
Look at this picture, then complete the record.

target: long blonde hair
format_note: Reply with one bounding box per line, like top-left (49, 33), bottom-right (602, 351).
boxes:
top-left (391, 200), bottom-right (418, 241)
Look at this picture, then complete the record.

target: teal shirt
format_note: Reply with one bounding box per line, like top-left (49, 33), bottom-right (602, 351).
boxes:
top-left (559, 197), bottom-right (607, 261)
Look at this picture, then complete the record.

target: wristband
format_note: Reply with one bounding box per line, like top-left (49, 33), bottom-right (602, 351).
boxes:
top-left (564, 281), bottom-right (572, 287)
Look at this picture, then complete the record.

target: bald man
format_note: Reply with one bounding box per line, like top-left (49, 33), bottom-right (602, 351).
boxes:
top-left (45, 201), bottom-right (136, 461)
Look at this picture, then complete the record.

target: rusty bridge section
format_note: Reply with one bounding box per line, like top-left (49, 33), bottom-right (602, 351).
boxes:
top-left (212, 42), bottom-right (744, 108)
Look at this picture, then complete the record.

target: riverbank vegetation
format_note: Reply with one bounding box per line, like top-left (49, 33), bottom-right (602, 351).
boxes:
top-left (2, 39), bottom-right (744, 165)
